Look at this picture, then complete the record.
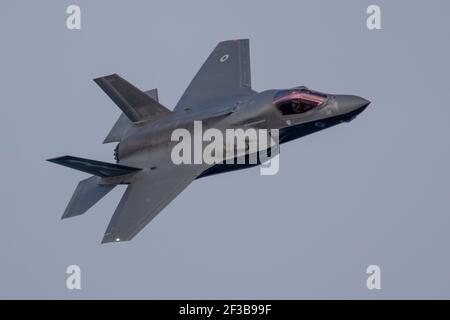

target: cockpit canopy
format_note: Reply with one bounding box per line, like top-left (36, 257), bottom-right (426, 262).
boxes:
top-left (273, 87), bottom-right (328, 116)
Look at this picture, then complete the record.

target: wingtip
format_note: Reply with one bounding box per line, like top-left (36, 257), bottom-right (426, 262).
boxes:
top-left (46, 155), bottom-right (68, 163)
top-left (220, 38), bottom-right (249, 45)
top-left (101, 234), bottom-right (129, 244)
top-left (93, 73), bottom-right (119, 83)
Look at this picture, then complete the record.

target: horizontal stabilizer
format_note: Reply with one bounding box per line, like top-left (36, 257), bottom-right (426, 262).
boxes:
top-left (62, 176), bottom-right (115, 219)
top-left (94, 74), bottom-right (171, 122)
top-left (47, 156), bottom-right (141, 178)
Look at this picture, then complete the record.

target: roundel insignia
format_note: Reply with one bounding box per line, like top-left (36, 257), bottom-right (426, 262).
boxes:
top-left (220, 54), bottom-right (229, 63)
top-left (315, 122), bottom-right (325, 128)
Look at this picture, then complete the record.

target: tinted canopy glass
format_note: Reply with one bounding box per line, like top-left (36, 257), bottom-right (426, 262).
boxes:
top-left (273, 88), bottom-right (327, 116)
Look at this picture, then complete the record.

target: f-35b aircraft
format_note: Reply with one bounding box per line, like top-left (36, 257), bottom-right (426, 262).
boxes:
top-left (48, 39), bottom-right (370, 244)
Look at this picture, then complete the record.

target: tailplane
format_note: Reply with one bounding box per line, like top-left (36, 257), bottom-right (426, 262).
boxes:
top-left (47, 156), bottom-right (142, 219)
top-left (61, 176), bottom-right (115, 219)
top-left (47, 155), bottom-right (141, 178)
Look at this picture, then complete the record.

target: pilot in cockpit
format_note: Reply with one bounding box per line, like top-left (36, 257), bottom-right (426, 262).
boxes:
top-left (273, 87), bottom-right (328, 116)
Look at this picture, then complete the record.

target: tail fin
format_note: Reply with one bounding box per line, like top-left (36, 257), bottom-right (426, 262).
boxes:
top-left (94, 74), bottom-right (171, 123)
top-left (47, 156), bottom-right (141, 178)
top-left (103, 88), bottom-right (160, 144)
top-left (62, 176), bottom-right (115, 219)
top-left (103, 113), bottom-right (132, 144)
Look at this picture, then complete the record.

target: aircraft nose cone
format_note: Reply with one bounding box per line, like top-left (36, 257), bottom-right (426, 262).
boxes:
top-left (336, 95), bottom-right (371, 114)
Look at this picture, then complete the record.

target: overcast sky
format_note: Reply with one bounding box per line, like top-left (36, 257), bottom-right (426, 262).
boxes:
top-left (1, 0), bottom-right (450, 299)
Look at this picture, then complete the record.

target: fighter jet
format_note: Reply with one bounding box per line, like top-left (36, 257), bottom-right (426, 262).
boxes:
top-left (48, 39), bottom-right (370, 244)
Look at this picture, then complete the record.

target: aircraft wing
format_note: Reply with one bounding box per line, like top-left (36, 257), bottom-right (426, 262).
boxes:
top-left (174, 39), bottom-right (254, 112)
top-left (101, 149), bottom-right (210, 243)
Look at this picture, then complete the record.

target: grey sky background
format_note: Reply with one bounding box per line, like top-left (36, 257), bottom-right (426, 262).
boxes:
top-left (1, 0), bottom-right (449, 299)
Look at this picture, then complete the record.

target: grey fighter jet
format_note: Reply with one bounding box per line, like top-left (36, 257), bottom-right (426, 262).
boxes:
top-left (48, 39), bottom-right (370, 244)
